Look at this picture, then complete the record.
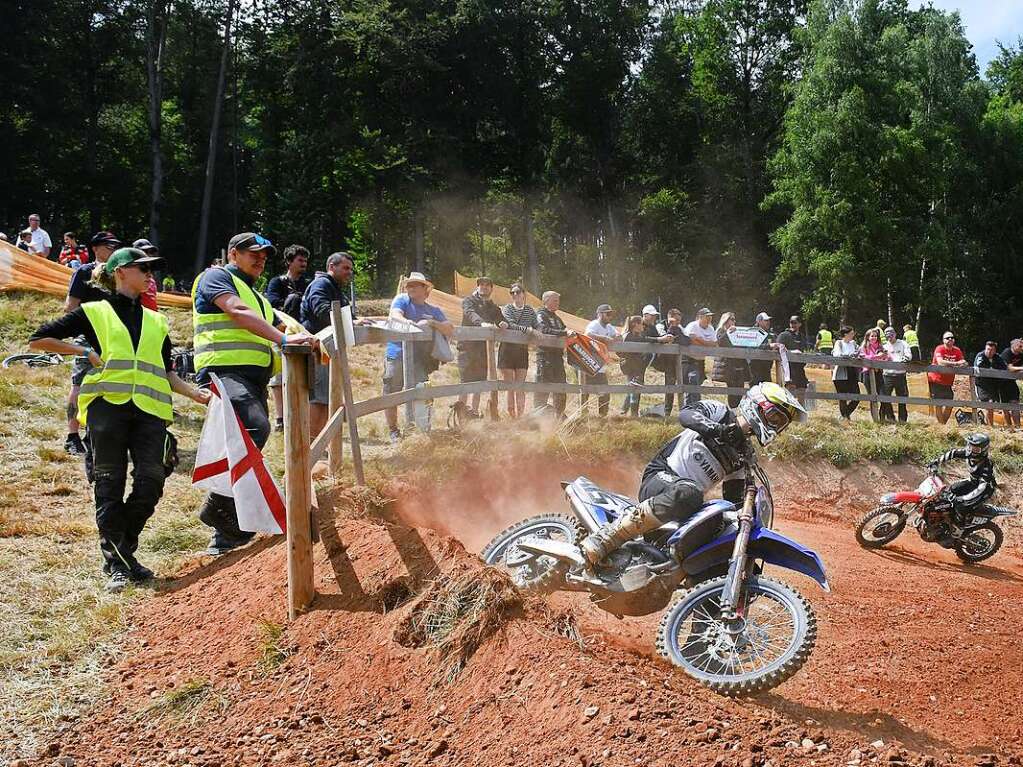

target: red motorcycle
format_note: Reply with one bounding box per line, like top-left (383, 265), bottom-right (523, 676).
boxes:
top-left (854, 468), bottom-right (1016, 563)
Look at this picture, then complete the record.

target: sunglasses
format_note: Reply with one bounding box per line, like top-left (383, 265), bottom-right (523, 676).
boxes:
top-left (510, 289), bottom-right (522, 295)
top-left (127, 262), bottom-right (152, 274)
top-left (944, 336), bottom-right (955, 341)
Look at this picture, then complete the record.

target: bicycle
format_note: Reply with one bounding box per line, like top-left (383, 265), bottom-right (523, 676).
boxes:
top-left (2, 352), bottom-right (65, 369)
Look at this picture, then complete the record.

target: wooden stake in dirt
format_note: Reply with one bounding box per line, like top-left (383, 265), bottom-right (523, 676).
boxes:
top-left (487, 337), bottom-right (499, 420)
top-left (327, 336), bottom-right (344, 477)
top-left (866, 370), bottom-right (879, 423)
top-left (330, 301), bottom-right (365, 485)
top-left (402, 340), bottom-right (414, 426)
top-left (283, 344), bottom-right (315, 619)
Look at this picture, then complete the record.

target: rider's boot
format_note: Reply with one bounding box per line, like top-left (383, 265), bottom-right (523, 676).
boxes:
top-left (579, 499), bottom-right (662, 567)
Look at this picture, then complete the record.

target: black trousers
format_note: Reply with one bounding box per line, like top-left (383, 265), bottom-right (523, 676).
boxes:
top-left (663, 364), bottom-right (678, 416)
top-left (581, 372), bottom-right (609, 416)
top-left (881, 374), bottom-right (909, 422)
top-left (535, 357), bottom-right (567, 416)
top-left (638, 471), bottom-right (704, 524)
top-left (89, 399), bottom-right (168, 571)
top-left (199, 372), bottom-right (271, 542)
top-left (833, 377), bottom-right (861, 418)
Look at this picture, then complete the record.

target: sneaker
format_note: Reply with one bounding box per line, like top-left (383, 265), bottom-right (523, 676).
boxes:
top-left (64, 434), bottom-right (86, 456)
top-left (105, 568), bottom-right (132, 593)
top-left (275, 418), bottom-right (284, 433)
top-left (204, 531), bottom-right (255, 557)
top-left (388, 428), bottom-right (402, 444)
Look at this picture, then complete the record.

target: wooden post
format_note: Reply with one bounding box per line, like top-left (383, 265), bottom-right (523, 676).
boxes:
top-left (867, 369), bottom-right (879, 422)
top-left (283, 344), bottom-right (315, 619)
top-left (402, 340), bottom-right (414, 426)
top-left (327, 339), bottom-right (343, 477)
top-left (676, 350), bottom-right (685, 410)
top-left (487, 338), bottom-right (499, 420)
top-left (330, 302), bottom-right (365, 485)
top-left (968, 374), bottom-right (979, 424)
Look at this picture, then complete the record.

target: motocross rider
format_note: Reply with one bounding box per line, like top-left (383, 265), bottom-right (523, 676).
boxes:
top-left (579, 382), bottom-right (805, 566)
top-left (927, 432), bottom-right (996, 524)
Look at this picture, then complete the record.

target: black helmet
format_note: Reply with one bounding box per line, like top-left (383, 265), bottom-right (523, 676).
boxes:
top-left (965, 432), bottom-right (990, 457)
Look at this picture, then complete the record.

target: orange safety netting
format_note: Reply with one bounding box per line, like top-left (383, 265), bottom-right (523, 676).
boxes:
top-left (0, 239), bottom-right (192, 309)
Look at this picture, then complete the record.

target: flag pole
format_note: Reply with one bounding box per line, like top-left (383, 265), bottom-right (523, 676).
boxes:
top-left (283, 343), bottom-right (315, 618)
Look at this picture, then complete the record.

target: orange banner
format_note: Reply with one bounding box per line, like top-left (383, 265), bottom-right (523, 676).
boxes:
top-left (0, 240), bottom-right (192, 309)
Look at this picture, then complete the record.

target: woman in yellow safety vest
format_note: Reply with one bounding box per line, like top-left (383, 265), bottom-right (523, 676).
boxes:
top-left (29, 247), bottom-right (210, 592)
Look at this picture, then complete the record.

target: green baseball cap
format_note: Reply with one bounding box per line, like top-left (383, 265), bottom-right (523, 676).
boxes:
top-left (105, 247), bottom-right (163, 272)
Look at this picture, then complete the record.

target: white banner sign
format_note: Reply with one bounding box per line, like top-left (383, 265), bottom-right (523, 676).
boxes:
top-left (727, 326), bottom-right (769, 348)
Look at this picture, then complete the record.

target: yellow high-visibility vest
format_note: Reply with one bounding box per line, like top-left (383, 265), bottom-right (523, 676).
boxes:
top-left (192, 268), bottom-right (275, 372)
top-left (816, 329), bottom-right (833, 349)
top-left (78, 301), bottom-right (173, 424)
top-left (904, 329), bottom-right (920, 348)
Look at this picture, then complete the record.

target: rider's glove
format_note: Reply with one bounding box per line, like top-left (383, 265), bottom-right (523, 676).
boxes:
top-left (722, 423), bottom-right (745, 447)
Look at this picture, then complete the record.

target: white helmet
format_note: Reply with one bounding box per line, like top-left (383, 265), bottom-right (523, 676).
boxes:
top-left (738, 382), bottom-right (806, 446)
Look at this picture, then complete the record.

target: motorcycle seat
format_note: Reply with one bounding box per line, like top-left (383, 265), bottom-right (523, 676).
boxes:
top-left (668, 500), bottom-right (734, 559)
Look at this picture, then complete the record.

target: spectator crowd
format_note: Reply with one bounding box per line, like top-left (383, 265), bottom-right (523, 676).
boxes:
top-left (18, 222), bottom-right (1023, 591)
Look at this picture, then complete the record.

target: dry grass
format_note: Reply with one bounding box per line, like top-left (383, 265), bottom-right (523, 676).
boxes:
top-left (395, 567), bottom-right (521, 683)
top-left (255, 618), bottom-right (295, 674)
top-left (140, 677), bottom-right (230, 726)
top-left (0, 292), bottom-right (216, 761)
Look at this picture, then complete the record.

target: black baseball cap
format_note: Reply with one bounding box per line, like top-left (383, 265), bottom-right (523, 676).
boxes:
top-left (228, 232), bottom-right (276, 256)
top-left (132, 238), bottom-right (159, 254)
top-left (89, 231), bottom-right (122, 248)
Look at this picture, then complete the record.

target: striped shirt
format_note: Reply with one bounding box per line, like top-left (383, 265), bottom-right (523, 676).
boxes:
top-left (502, 303), bottom-right (538, 334)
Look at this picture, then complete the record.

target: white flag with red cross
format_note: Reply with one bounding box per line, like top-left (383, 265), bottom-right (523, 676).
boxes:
top-left (192, 373), bottom-right (286, 534)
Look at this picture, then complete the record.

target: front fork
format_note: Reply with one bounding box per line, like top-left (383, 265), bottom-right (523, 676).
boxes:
top-left (719, 486), bottom-right (757, 633)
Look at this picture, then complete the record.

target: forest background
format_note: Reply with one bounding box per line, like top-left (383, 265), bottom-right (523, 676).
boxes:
top-left (4, 0), bottom-right (1023, 349)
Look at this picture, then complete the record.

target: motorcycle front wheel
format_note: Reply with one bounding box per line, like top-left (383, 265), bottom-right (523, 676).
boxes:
top-left (657, 575), bottom-right (817, 695)
top-left (480, 513), bottom-right (581, 592)
top-left (854, 506), bottom-right (907, 548)
top-left (955, 522), bottom-right (1003, 563)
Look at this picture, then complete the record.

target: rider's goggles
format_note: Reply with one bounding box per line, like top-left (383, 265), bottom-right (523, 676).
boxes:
top-left (758, 401), bottom-right (792, 430)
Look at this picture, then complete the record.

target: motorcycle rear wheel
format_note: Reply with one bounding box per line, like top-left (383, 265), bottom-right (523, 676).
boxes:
top-left (954, 522), bottom-right (1002, 563)
top-left (480, 513), bottom-right (582, 593)
top-left (854, 506), bottom-right (907, 548)
top-left (657, 575), bottom-right (816, 696)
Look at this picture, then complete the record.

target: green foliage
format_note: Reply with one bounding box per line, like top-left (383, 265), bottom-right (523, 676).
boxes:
top-left (345, 209), bottom-right (376, 298)
top-left (3, 0), bottom-right (1023, 349)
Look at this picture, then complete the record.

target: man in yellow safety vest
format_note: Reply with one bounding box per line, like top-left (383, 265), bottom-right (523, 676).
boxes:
top-left (815, 323), bottom-right (834, 355)
top-left (192, 232), bottom-right (317, 555)
top-left (903, 324), bottom-right (921, 362)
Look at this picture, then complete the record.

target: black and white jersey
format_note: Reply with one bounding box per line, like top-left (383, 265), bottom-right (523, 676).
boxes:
top-left (643, 401), bottom-right (748, 496)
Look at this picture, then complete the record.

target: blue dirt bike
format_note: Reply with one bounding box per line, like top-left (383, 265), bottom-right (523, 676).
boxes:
top-left (481, 450), bottom-right (829, 695)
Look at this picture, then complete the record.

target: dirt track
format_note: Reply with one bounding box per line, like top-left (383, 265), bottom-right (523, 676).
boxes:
top-left (27, 459), bottom-right (1023, 767)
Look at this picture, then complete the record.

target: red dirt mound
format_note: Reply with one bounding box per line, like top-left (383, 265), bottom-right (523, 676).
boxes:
top-left (27, 460), bottom-right (1023, 767)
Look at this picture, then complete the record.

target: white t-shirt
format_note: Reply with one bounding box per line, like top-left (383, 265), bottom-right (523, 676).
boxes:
top-left (684, 320), bottom-right (716, 345)
top-left (29, 227), bottom-right (51, 254)
top-left (585, 319), bottom-right (619, 339)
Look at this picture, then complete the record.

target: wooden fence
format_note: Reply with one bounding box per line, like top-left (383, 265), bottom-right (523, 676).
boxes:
top-left (279, 301), bottom-right (1023, 617)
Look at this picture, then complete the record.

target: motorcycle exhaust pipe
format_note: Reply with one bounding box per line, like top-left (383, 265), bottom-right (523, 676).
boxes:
top-left (565, 486), bottom-right (604, 534)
